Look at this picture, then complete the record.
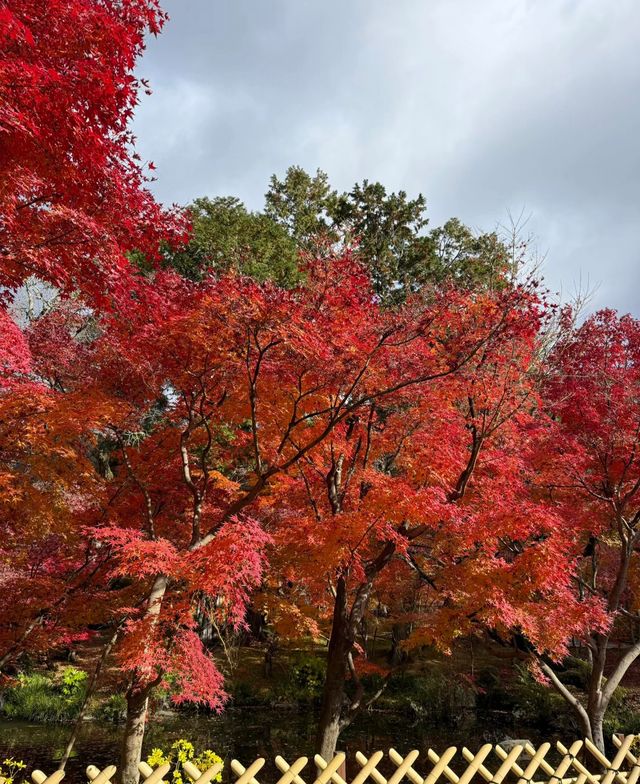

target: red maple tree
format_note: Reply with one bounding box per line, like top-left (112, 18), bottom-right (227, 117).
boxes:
top-left (0, 0), bottom-right (187, 310)
top-left (262, 279), bottom-right (605, 757)
top-left (531, 309), bottom-right (640, 750)
top-left (1, 257), bottom-right (555, 779)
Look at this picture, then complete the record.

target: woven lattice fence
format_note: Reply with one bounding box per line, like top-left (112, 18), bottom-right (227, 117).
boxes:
top-left (4, 734), bottom-right (640, 784)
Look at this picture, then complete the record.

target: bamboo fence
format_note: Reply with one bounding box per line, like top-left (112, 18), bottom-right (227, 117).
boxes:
top-left (3, 734), bottom-right (640, 784)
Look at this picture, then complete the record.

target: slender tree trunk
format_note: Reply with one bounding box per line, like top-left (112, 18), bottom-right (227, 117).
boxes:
top-left (589, 709), bottom-right (605, 754)
top-left (0, 617), bottom-right (43, 671)
top-left (574, 702), bottom-right (595, 744)
top-left (120, 574), bottom-right (168, 784)
top-left (120, 685), bottom-right (151, 784)
top-left (546, 663), bottom-right (607, 753)
top-left (572, 698), bottom-right (604, 752)
top-left (315, 577), bottom-right (350, 762)
top-left (315, 539), bottom-right (395, 761)
top-left (59, 627), bottom-right (119, 770)
top-left (539, 658), bottom-right (594, 743)
top-left (581, 633), bottom-right (613, 753)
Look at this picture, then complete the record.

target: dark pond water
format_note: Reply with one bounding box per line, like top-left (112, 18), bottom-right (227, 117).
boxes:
top-left (0, 709), bottom-right (567, 784)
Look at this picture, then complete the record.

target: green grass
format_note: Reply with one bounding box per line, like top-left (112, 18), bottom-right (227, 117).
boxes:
top-left (1, 667), bottom-right (87, 723)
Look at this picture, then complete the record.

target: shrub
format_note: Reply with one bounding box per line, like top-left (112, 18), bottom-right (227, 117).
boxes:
top-left (474, 666), bottom-right (517, 712)
top-left (94, 693), bottom-right (127, 724)
top-left (559, 656), bottom-right (591, 689)
top-left (147, 739), bottom-right (223, 784)
top-left (362, 669), bottom-right (475, 725)
top-left (604, 687), bottom-right (640, 736)
top-left (292, 655), bottom-right (325, 695)
top-left (229, 680), bottom-right (269, 707)
top-left (404, 672), bottom-right (475, 724)
top-left (274, 654), bottom-right (326, 704)
top-left (511, 665), bottom-right (574, 729)
top-left (0, 756), bottom-right (28, 784)
top-left (379, 670), bottom-right (421, 696)
top-left (1, 667), bottom-right (87, 723)
top-left (60, 666), bottom-right (87, 698)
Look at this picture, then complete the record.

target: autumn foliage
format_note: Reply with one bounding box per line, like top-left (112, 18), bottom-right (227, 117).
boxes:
top-left (2, 0), bottom-right (640, 775)
top-left (0, 0), bottom-right (187, 309)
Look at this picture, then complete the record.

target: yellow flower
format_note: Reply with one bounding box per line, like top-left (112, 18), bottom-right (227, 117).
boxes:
top-left (148, 739), bottom-right (223, 784)
top-left (194, 751), bottom-right (223, 782)
top-left (147, 749), bottom-right (168, 767)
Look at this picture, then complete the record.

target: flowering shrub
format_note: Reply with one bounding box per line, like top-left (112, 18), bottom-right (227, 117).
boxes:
top-left (147, 740), bottom-right (223, 784)
top-left (0, 757), bottom-right (27, 784)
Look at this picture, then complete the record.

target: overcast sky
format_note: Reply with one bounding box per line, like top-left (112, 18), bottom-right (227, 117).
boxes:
top-left (133, 0), bottom-right (640, 314)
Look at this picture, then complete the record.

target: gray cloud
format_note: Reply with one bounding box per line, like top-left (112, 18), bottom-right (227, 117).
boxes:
top-left (132, 0), bottom-right (640, 314)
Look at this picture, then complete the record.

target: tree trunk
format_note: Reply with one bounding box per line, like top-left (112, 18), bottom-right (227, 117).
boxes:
top-left (389, 622), bottom-right (410, 665)
top-left (315, 577), bottom-right (350, 763)
top-left (543, 635), bottom-right (619, 755)
top-left (120, 574), bottom-right (168, 784)
top-left (570, 698), bottom-right (604, 753)
top-left (588, 709), bottom-right (605, 754)
top-left (120, 685), bottom-right (151, 784)
top-left (583, 636), bottom-right (608, 753)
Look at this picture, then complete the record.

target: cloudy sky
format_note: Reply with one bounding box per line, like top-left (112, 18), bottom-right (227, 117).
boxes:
top-left (133, 0), bottom-right (640, 314)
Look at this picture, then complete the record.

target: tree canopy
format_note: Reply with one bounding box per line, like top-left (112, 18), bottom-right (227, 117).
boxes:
top-left (0, 0), bottom-right (186, 310)
top-left (166, 167), bottom-right (512, 301)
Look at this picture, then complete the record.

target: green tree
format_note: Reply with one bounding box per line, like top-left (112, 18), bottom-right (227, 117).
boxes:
top-left (264, 166), bottom-right (337, 250)
top-left (166, 196), bottom-right (300, 286)
top-left (164, 168), bottom-right (512, 300)
top-left (423, 217), bottom-right (512, 289)
top-left (330, 179), bottom-right (430, 298)
top-left (265, 167), bottom-right (511, 301)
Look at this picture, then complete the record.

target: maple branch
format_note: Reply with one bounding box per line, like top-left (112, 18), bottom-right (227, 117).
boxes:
top-left (16, 192), bottom-right (61, 210)
top-left (448, 396), bottom-right (483, 502)
top-left (346, 522), bottom-right (428, 633)
top-left (326, 449), bottom-right (345, 514)
top-left (275, 373), bottom-right (325, 455)
top-left (344, 306), bottom-right (513, 412)
top-left (0, 552), bottom-right (111, 671)
top-left (298, 466), bottom-right (322, 522)
top-left (0, 616), bottom-right (43, 671)
top-left (245, 328), bottom-right (272, 476)
top-left (340, 435), bottom-right (362, 504)
top-left (178, 391), bottom-right (207, 547)
top-left (29, 226), bottom-right (80, 251)
top-left (58, 624), bottom-right (121, 769)
top-left (571, 470), bottom-right (614, 504)
top-left (349, 516), bottom-right (384, 561)
top-left (607, 530), bottom-right (634, 614)
top-left (200, 294), bottom-right (521, 544)
top-left (619, 606), bottom-right (640, 623)
top-left (535, 657), bottom-right (591, 728)
top-left (362, 404), bottom-right (376, 470)
top-left (404, 553), bottom-right (437, 590)
top-left (341, 652), bottom-right (392, 730)
top-left (115, 432), bottom-right (156, 539)
top-left (622, 472), bottom-right (640, 507)
top-left (601, 638), bottom-right (640, 705)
